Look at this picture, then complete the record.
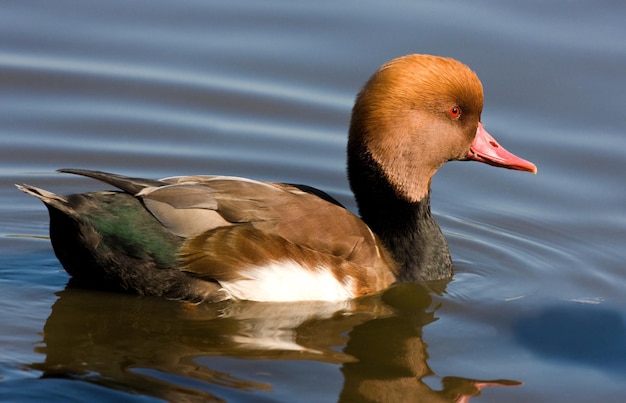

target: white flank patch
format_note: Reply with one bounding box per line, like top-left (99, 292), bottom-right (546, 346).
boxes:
top-left (219, 260), bottom-right (356, 302)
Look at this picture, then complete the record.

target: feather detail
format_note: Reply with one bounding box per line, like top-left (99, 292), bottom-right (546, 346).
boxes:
top-left (179, 226), bottom-right (391, 301)
top-left (220, 261), bottom-right (357, 302)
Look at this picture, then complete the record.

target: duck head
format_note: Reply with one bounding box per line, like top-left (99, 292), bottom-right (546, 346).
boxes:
top-left (348, 54), bottom-right (536, 204)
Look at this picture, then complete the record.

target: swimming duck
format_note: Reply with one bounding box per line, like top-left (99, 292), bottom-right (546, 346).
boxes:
top-left (18, 54), bottom-right (536, 303)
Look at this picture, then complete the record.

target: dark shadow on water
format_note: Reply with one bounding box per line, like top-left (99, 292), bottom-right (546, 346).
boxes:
top-left (514, 303), bottom-right (626, 375)
top-left (29, 281), bottom-right (521, 402)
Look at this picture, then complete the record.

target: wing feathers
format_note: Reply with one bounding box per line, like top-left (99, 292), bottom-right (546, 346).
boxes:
top-left (142, 197), bottom-right (232, 237)
top-left (180, 226), bottom-right (395, 298)
top-left (58, 169), bottom-right (166, 194)
top-left (138, 184), bottom-right (219, 210)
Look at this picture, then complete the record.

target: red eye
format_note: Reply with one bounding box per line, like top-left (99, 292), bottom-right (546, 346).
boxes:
top-left (449, 106), bottom-right (461, 120)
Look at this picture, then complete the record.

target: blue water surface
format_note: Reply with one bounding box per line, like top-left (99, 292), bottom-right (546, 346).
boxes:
top-left (1, 1), bottom-right (625, 401)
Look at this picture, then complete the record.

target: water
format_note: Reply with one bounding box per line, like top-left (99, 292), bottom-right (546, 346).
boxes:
top-left (2, 1), bottom-right (625, 401)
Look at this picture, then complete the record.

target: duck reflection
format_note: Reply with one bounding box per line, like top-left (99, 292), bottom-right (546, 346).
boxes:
top-left (31, 281), bottom-right (520, 402)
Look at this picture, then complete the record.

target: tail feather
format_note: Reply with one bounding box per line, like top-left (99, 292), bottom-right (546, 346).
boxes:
top-left (16, 183), bottom-right (80, 217)
top-left (57, 169), bottom-right (166, 195)
top-left (16, 183), bottom-right (66, 205)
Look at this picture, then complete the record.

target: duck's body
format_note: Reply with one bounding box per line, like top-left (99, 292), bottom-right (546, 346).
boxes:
top-left (20, 172), bottom-right (396, 302)
top-left (19, 54), bottom-right (536, 302)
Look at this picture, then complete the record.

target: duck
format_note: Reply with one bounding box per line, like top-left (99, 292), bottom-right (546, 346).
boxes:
top-left (18, 54), bottom-right (536, 303)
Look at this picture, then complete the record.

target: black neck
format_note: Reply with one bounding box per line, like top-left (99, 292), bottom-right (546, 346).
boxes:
top-left (348, 147), bottom-right (452, 281)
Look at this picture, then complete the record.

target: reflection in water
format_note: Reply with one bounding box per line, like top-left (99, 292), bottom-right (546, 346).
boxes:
top-left (31, 282), bottom-right (520, 402)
